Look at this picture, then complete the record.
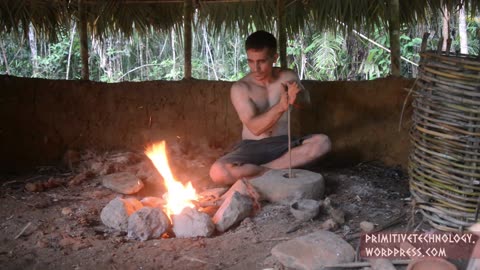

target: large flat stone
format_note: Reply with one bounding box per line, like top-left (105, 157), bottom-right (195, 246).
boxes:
top-left (271, 230), bottom-right (355, 270)
top-left (250, 169), bottom-right (324, 204)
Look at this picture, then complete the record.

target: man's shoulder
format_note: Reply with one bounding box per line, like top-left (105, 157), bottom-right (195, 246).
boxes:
top-left (231, 75), bottom-right (252, 91)
top-left (276, 68), bottom-right (299, 80)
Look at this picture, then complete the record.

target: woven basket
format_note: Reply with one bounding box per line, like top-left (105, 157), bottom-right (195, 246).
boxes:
top-left (409, 51), bottom-right (480, 232)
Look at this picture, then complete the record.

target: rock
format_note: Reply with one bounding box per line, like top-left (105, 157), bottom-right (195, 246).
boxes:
top-left (200, 187), bottom-right (228, 200)
top-left (328, 208), bottom-right (345, 225)
top-left (213, 191), bottom-right (253, 232)
top-left (221, 180), bottom-right (251, 200)
top-left (320, 218), bottom-right (338, 231)
top-left (68, 171), bottom-right (96, 186)
top-left (172, 207), bottom-right (215, 238)
top-left (25, 178), bottom-right (63, 192)
top-left (271, 230), bottom-right (355, 270)
top-left (100, 197), bottom-right (143, 231)
top-left (324, 197), bottom-right (346, 225)
top-left (290, 199), bottom-right (322, 221)
top-left (360, 221), bottom-right (375, 233)
top-left (61, 207), bottom-right (73, 216)
top-left (250, 169), bottom-right (324, 204)
top-left (101, 172), bottom-right (144, 194)
top-left (127, 207), bottom-right (170, 241)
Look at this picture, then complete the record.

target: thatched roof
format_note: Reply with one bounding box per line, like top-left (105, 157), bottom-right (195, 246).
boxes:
top-left (1, 0), bottom-right (479, 40)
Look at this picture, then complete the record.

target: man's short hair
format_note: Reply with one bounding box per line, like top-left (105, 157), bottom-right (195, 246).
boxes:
top-left (245, 30), bottom-right (277, 56)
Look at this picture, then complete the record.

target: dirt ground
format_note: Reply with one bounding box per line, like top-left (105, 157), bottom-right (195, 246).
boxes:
top-left (0, 147), bottom-right (466, 270)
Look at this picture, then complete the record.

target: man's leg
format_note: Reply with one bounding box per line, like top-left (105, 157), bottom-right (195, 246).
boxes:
top-left (263, 134), bottom-right (331, 169)
top-left (209, 161), bottom-right (269, 185)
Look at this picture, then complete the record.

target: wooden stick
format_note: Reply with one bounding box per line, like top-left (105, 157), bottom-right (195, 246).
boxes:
top-left (14, 222), bottom-right (32, 239)
top-left (324, 259), bottom-right (410, 269)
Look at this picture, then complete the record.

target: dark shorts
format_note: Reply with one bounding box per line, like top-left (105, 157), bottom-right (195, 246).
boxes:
top-left (218, 135), bottom-right (311, 166)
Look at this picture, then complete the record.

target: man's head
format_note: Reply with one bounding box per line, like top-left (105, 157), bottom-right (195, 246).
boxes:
top-left (245, 31), bottom-right (278, 81)
top-left (245, 30), bottom-right (277, 57)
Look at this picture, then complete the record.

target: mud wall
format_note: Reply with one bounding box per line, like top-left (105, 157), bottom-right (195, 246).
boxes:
top-left (0, 75), bottom-right (413, 172)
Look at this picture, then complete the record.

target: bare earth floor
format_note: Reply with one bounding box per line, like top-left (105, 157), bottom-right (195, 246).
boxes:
top-left (0, 152), bottom-right (467, 270)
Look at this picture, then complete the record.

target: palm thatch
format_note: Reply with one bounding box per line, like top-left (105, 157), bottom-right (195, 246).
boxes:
top-left (1, 0), bottom-right (479, 39)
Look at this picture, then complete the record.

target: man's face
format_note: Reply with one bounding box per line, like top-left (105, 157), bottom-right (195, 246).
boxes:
top-left (246, 48), bottom-right (278, 81)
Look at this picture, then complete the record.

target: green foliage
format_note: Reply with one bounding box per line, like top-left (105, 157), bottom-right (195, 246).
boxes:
top-left (1, 14), bottom-right (478, 82)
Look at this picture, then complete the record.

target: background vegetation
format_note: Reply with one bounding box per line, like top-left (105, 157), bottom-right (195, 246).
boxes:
top-left (0, 12), bottom-right (478, 82)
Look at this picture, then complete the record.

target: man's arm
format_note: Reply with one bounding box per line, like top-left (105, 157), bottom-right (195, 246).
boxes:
top-left (231, 82), bottom-right (287, 136)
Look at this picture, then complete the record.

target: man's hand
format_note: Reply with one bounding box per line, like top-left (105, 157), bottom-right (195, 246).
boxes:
top-left (281, 80), bottom-right (301, 106)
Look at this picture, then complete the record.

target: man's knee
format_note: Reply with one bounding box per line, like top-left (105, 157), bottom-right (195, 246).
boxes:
top-left (307, 134), bottom-right (332, 159)
top-left (209, 161), bottom-right (233, 185)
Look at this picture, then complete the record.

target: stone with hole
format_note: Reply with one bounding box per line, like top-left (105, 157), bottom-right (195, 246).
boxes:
top-left (250, 169), bottom-right (324, 204)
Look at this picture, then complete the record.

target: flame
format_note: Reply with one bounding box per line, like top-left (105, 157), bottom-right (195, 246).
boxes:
top-left (145, 141), bottom-right (198, 218)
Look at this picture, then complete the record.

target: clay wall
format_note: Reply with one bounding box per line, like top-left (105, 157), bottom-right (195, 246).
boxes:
top-left (0, 75), bottom-right (413, 172)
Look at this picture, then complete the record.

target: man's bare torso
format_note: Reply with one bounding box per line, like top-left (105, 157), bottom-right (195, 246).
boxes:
top-left (233, 67), bottom-right (300, 140)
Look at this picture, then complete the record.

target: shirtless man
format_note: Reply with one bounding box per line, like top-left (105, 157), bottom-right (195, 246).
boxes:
top-left (209, 30), bottom-right (331, 185)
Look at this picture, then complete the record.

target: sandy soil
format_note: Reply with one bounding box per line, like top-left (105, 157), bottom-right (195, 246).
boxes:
top-left (0, 148), bottom-right (447, 270)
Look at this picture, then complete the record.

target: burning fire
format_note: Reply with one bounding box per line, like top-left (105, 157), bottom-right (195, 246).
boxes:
top-left (145, 141), bottom-right (198, 218)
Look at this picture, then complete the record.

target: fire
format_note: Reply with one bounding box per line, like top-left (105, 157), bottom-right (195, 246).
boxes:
top-left (145, 141), bottom-right (198, 218)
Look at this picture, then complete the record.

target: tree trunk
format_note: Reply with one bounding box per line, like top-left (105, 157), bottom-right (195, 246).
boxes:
top-left (459, 4), bottom-right (468, 54)
top-left (28, 24), bottom-right (38, 77)
top-left (79, 0), bottom-right (89, 80)
top-left (388, 0), bottom-right (401, 77)
top-left (277, 0), bottom-right (287, 68)
top-left (442, 5), bottom-right (450, 52)
top-left (183, 0), bottom-right (192, 79)
top-left (0, 37), bottom-right (10, 74)
top-left (171, 31), bottom-right (176, 79)
top-left (66, 22), bottom-right (77, 80)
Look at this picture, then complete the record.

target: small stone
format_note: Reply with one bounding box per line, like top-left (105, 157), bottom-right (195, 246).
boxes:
top-left (61, 207), bottom-right (73, 216)
top-left (272, 230), bottom-right (355, 270)
top-left (101, 172), bottom-right (144, 194)
top-left (320, 218), bottom-right (338, 231)
top-left (127, 207), bottom-right (170, 241)
top-left (213, 191), bottom-right (253, 232)
top-left (360, 221), bottom-right (375, 233)
top-left (68, 171), bottom-right (95, 186)
top-left (100, 197), bottom-right (143, 231)
top-left (329, 208), bottom-right (345, 225)
top-left (172, 207), bottom-right (215, 238)
top-left (25, 182), bottom-right (42, 192)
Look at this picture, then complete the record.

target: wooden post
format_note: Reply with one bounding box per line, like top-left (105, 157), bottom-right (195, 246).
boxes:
top-left (79, 0), bottom-right (89, 80)
top-left (277, 0), bottom-right (287, 69)
top-left (388, 0), bottom-right (401, 77)
top-left (184, 0), bottom-right (192, 79)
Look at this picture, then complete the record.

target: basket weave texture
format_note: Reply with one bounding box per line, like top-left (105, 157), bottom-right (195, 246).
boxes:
top-left (409, 51), bottom-right (480, 232)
